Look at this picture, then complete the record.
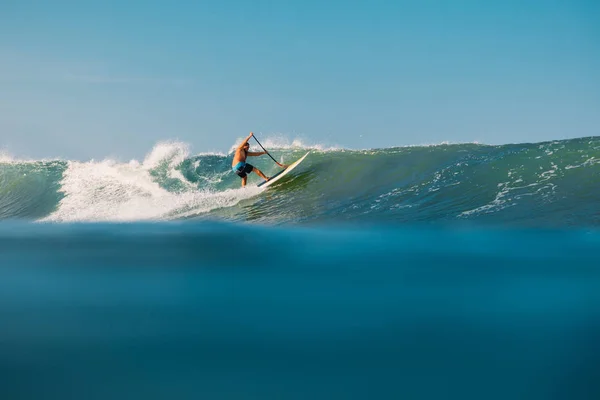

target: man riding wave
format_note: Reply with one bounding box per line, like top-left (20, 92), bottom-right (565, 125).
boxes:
top-left (231, 132), bottom-right (270, 187)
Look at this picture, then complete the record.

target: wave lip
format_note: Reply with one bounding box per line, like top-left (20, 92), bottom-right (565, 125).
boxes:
top-left (228, 134), bottom-right (342, 154)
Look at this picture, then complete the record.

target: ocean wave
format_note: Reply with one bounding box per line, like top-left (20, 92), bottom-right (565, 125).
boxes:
top-left (1, 136), bottom-right (599, 227)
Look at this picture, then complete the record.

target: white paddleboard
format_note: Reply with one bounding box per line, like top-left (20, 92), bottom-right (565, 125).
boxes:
top-left (257, 152), bottom-right (310, 188)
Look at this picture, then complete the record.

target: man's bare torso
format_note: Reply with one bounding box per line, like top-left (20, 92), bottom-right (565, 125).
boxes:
top-left (232, 148), bottom-right (247, 167)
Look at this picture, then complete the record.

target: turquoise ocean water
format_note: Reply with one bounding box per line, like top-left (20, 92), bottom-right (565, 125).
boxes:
top-left (1, 136), bottom-right (599, 399)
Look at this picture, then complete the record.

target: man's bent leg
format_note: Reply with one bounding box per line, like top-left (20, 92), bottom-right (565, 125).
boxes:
top-left (253, 168), bottom-right (269, 181)
top-left (242, 176), bottom-right (247, 187)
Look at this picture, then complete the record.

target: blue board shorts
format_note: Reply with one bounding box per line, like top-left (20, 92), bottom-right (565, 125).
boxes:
top-left (233, 162), bottom-right (254, 178)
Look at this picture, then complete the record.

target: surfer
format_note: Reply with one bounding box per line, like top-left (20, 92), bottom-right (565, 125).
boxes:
top-left (232, 132), bottom-right (270, 187)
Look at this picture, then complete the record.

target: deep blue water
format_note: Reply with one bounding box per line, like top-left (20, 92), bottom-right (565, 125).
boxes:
top-left (1, 222), bottom-right (600, 399)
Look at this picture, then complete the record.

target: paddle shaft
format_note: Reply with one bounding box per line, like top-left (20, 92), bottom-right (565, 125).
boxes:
top-left (253, 136), bottom-right (285, 167)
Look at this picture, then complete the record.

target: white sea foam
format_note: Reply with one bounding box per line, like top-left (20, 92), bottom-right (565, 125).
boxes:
top-left (140, 141), bottom-right (190, 170)
top-left (40, 142), bottom-right (260, 222)
top-left (0, 150), bottom-right (14, 163)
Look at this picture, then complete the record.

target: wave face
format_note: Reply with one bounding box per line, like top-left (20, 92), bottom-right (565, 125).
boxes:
top-left (1, 136), bottom-right (599, 227)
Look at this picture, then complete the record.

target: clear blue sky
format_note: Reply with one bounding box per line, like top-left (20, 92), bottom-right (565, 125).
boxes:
top-left (1, 0), bottom-right (599, 160)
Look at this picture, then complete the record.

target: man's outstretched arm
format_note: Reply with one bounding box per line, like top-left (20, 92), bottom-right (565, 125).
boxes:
top-left (237, 132), bottom-right (254, 149)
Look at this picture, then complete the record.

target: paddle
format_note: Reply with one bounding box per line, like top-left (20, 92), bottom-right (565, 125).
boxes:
top-left (252, 135), bottom-right (288, 168)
